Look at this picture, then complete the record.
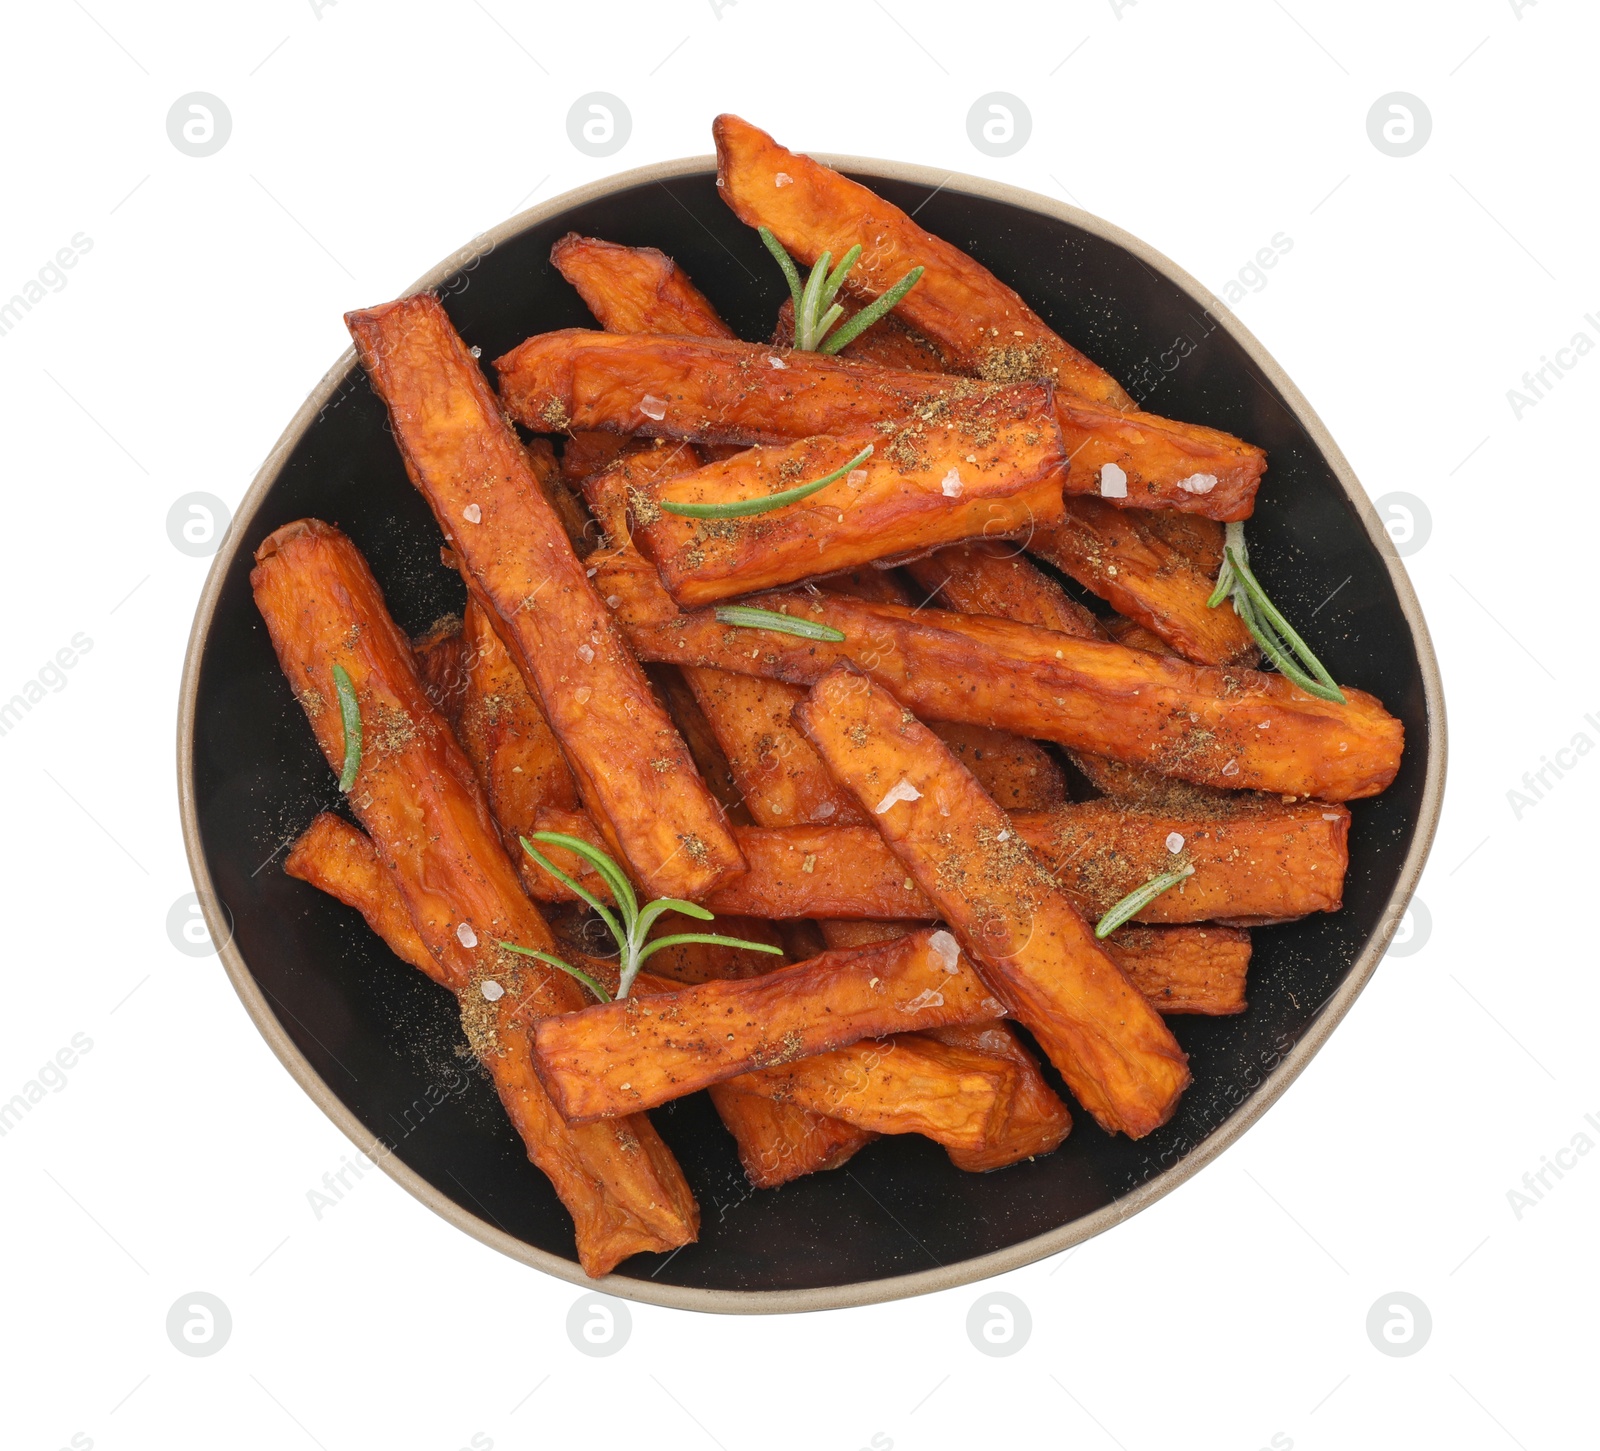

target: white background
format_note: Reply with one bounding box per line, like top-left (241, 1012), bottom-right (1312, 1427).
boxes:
top-left (1, 1), bottom-right (1593, 1447)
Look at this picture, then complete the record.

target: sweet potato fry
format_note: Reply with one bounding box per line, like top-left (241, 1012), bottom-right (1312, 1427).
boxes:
top-left (687, 800), bottom-right (1348, 924)
top-left (678, 669), bottom-right (868, 828)
top-left (346, 292), bottom-right (745, 900)
top-left (704, 1085), bottom-right (877, 1188)
top-left (530, 927), bottom-right (1004, 1121)
top-left (411, 614), bottom-right (470, 727)
top-left (714, 113), bottom-right (1128, 408)
top-left (814, 919), bottom-right (1248, 1020)
top-left (253, 518), bottom-right (697, 1275)
top-left (796, 666), bottom-right (1191, 1137)
top-left (726, 1033), bottom-right (1017, 1153)
top-left (551, 233), bottom-right (738, 340)
top-left (1030, 498), bottom-right (1257, 666)
top-left (1108, 925), bottom-right (1250, 1015)
top-left (455, 600), bottom-right (581, 843)
top-left (523, 435), bottom-right (595, 556)
top-left (644, 662), bottom-right (752, 825)
top-left (926, 1021), bottom-right (1074, 1169)
top-left (286, 812), bottom-right (445, 983)
top-left (496, 329), bottom-right (1261, 520)
top-left (712, 115), bottom-right (1266, 519)
top-left (816, 914), bottom-right (1074, 1169)
top-left (560, 431), bottom-right (646, 487)
top-left (607, 584), bottom-right (1403, 801)
top-left (903, 540), bottom-right (1106, 640)
top-left (632, 385), bottom-right (1068, 606)
top-left (925, 722), bottom-right (1065, 812)
top-left (898, 541), bottom-right (1158, 795)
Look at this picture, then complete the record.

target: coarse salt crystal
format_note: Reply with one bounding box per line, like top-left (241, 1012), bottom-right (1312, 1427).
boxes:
top-left (606, 594), bottom-right (622, 608)
top-left (1166, 832), bottom-right (1185, 853)
top-left (469, 345), bottom-right (482, 358)
top-left (479, 979), bottom-right (504, 1001)
top-left (766, 354), bottom-right (788, 369)
top-left (1099, 462), bottom-right (1128, 498)
top-left (929, 930), bottom-right (961, 973)
top-left (1177, 472), bottom-right (1217, 495)
top-left (965, 454), bottom-right (977, 464)
top-left (900, 989), bottom-right (945, 1013)
top-left (1323, 812), bottom-right (1340, 821)
top-left (848, 469), bottom-right (868, 487)
top-left (981, 997), bottom-right (1008, 1016)
top-left (585, 566), bottom-right (597, 578)
top-left (577, 644), bottom-right (594, 664)
top-left (639, 394), bottom-right (668, 421)
top-left (775, 171), bottom-right (794, 187)
top-left (815, 800), bottom-right (837, 819)
top-left (940, 469), bottom-right (963, 498)
top-left (875, 778), bottom-right (923, 814)
top-left (574, 686), bottom-right (592, 704)
top-left (1222, 759), bottom-right (1239, 777)
top-left (996, 829), bottom-right (1011, 842)
top-left (462, 503), bottom-right (482, 524)
top-left (456, 922), bottom-right (478, 948)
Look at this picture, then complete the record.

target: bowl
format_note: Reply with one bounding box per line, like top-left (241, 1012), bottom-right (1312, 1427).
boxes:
top-left (178, 153), bottom-right (1445, 1312)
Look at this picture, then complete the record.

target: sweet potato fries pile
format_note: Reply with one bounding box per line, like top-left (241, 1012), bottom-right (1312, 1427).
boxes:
top-left (255, 115), bottom-right (1403, 1276)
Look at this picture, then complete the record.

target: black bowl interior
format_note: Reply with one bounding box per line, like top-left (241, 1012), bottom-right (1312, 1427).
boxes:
top-left (189, 166), bottom-right (1431, 1297)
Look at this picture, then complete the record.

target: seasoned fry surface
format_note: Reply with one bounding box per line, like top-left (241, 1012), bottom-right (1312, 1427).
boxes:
top-left (531, 928), bottom-right (1004, 1121)
top-left (729, 1034), bottom-right (1018, 1153)
top-left (345, 292), bottom-right (745, 900)
top-left (635, 384), bottom-right (1068, 606)
top-left (797, 667), bottom-right (1191, 1137)
top-left (612, 587), bottom-right (1404, 801)
top-left (679, 800), bottom-right (1348, 925)
top-left (1108, 925), bottom-right (1251, 1015)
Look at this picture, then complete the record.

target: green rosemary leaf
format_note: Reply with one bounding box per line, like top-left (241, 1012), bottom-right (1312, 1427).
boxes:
top-left (1224, 548), bottom-right (1346, 703)
top-left (797, 248), bottom-right (833, 350)
top-left (632, 898), bottom-right (713, 945)
top-left (635, 933), bottom-right (784, 965)
top-left (812, 301), bottom-right (845, 342)
top-left (1205, 561), bottom-right (1236, 609)
top-left (528, 830), bottom-right (638, 926)
top-left (818, 266), bottom-right (925, 355)
top-left (497, 941), bottom-right (612, 1003)
top-left (758, 226), bottom-right (803, 313)
top-left (1094, 865), bottom-right (1195, 939)
top-left (519, 837), bottom-right (624, 948)
top-left (818, 245), bottom-right (863, 314)
top-left (659, 443), bottom-right (874, 520)
top-left (331, 664), bottom-right (362, 792)
top-left (713, 606), bottom-right (846, 642)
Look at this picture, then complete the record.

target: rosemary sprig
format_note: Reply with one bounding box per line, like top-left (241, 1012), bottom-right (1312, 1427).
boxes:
top-left (758, 226), bottom-right (924, 355)
top-left (713, 606), bottom-right (846, 642)
top-left (659, 444), bottom-right (874, 520)
top-left (1207, 521), bottom-right (1346, 704)
top-left (511, 831), bottom-right (780, 1000)
top-left (330, 663), bottom-right (362, 791)
top-left (1094, 865), bottom-right (1195, 940)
